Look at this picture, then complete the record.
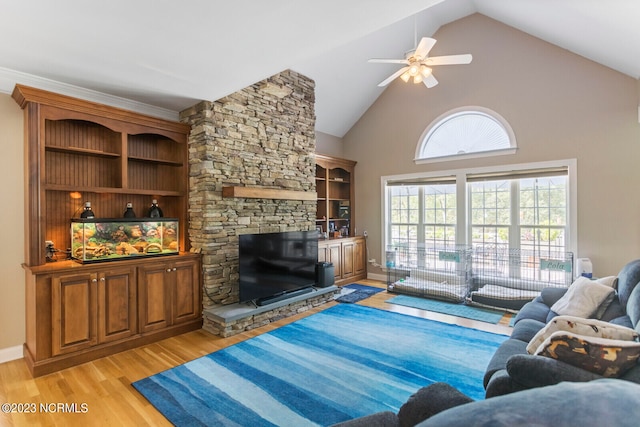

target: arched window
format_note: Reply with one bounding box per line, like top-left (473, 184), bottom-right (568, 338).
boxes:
top-left (415, 107), bottom-right (517, 163)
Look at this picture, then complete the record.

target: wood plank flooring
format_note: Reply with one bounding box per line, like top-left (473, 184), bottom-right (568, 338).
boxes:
top-left (0, 279), bottom-right (513, 426)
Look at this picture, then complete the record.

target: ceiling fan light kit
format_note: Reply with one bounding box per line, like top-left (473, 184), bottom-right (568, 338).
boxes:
top-left (369, 37), bottom-right (471, 88)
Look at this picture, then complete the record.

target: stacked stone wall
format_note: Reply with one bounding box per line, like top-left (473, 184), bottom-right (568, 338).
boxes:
top-left (181, 70), bottom-right (316, 308)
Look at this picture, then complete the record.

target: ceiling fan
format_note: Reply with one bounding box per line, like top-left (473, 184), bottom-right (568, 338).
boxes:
top-left (369, 37), bottom-right (472, 88)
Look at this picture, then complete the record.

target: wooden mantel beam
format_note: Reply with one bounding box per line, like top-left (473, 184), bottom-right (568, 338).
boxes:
top-left (221, 186), bottom-right (317, 201)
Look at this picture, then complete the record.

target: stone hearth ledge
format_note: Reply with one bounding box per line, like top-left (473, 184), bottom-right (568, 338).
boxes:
top-left (202, 286), bottom-right (339, 337)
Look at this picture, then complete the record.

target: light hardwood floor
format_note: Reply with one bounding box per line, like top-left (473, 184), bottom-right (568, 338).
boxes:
top-left (0, 279), bottom-right (513, 426)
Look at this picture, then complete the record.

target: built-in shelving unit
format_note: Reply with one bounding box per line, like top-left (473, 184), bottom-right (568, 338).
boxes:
top-left (14, 85), bottom-right (202, 377)
top-left (315, 154), bottom-right (356, 237)
top-left (13, 85), bottom-right (191, 266)
top-left (315, 154), bottom-right (366, 285)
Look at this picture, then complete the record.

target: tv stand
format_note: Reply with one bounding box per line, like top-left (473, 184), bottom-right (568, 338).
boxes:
top-left (256, 287), bottom-right (314, 306)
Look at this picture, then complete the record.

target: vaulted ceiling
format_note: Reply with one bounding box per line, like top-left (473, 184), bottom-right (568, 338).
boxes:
top-left (1, 0), bottom-right (638, 137)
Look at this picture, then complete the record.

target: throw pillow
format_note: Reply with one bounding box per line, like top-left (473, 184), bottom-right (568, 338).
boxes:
top-left (534, 330), bottom-right (640, 377)
top-left (526, 315), bottom-right (639, 354)
top-left (549, 276), bottom-right (615, 318)
top-left (595, 276), bottom-right (618, 288)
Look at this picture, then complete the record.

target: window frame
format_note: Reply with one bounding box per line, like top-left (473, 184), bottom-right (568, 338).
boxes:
top-left (415, 106), bottom-right (517, 164)
top-left (381, 159), bottom-right (578, 264)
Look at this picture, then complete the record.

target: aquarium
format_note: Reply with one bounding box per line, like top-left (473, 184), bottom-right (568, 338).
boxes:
top-left (71, 218), bottom-right (179, 263)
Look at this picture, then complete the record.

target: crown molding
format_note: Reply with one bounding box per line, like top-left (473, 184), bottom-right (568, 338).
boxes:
top-left (0, 67), bottom-right (179, 122)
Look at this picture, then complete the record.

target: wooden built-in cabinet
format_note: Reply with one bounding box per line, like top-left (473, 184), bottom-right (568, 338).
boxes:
top-left (24, 254), bottom-right (201, 376)
top-left (316, 154), bottom-right (356, 238)
top-left (14, 85), bottom-right (202, 376)
top-left (318, 229), bottom-right (367, 285)
top-left (51, 265), bottom-right (136, 356)
top-left (138, 257), bottom-right (201, 333)
top-left (316, 154), bottom-right (366, 285)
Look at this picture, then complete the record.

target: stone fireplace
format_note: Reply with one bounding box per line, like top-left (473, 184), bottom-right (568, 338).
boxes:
top-left (180, 70), bottom-right (318, 310)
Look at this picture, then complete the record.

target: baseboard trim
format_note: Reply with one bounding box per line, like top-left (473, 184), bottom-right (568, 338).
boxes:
top-left (367, 272), bottom-right (387, 282)
top-left (0, 345), bottom-right (23, 364)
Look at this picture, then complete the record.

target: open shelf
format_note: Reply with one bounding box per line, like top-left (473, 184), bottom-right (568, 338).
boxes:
top-left (14, 84), bottom-right (191, 266)
top-left (315, 154), bottom-right (356, 237)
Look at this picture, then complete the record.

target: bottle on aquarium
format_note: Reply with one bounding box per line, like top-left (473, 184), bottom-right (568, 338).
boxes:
top-left (80, 201), bottom-right (95, 218)
top-left (148, 199), bottom-right (163, 218)
top-left (123, 202), bottom-right (136, 218)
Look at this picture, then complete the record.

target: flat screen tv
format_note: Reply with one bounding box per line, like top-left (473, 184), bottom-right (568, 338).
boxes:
top-left (239, 230), bottom-right (318, 305)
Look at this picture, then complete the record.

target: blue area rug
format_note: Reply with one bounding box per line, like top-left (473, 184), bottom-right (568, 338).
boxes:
top-left (335, 283), bottom-right (384, 303)
top-left (386, 294), bottom-right (507, 324)
top-left (133, 304), bottom-right (507, 426)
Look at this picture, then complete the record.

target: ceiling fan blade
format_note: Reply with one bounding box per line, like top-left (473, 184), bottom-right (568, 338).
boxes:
top-left (368, 58), bottom-right (409, 64)
top-left (425, 54), bottom-right (472, 66)
top-left (414, 37), bottom-right (437, 59)
top-left (378, 66), bottom-right (410, 87)
top-left (423, 74), bottom-right (438, 88)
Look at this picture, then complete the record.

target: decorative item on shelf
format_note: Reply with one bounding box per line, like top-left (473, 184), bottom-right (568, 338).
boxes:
top-left (123, 202), bottom-right (136, 218)
top-left (148, 199), bottom-right (164, 218)
top-left (340, 226), bottom-right (349, 237)
top-left (80, 201), bottom-right (95, 218)
top-left (339, 202), bottom-right (350, 219)
top-left (315, 225), bottom-right (324, 238)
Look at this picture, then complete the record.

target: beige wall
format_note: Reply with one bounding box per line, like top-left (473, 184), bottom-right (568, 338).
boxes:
top-left (344, 14), bottom-right (640, 277)
top-left (316, 131), bottom-right (344, 158)
top-left (0, 92), bottom-right (25, 351)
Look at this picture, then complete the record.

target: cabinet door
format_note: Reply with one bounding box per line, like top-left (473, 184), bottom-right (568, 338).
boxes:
top-left (171, 259), bottom-right (201, 325)
top-left (52, 272), bottom-right (97, 356)
top-left (318, 244), bottom-right (328, 263)
top-left (97, 267), bottom-right (137, 344)
top-left (342, 242), bottom-right (355, 278)
top-left (138, 263), bottom-right (170, 333)
top-left (354, 238), bottom-right (366, 275)
top-left (328, 243), bottom-right (342, 279)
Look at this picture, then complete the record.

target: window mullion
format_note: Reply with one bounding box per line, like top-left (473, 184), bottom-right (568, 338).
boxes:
top-left (418, 186), bottom-right (425, 248)
top-left (509, 179), bottom-right (520, 251)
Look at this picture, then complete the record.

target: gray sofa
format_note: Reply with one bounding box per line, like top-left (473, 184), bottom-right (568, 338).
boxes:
top-left (484, 258), bottom-right (640, 397)
top-left (332, 379), bottom-right (640, 427)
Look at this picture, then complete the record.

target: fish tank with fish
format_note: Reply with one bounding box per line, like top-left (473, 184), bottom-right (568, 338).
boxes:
top-left (71, 218), bottom-right (179, 263)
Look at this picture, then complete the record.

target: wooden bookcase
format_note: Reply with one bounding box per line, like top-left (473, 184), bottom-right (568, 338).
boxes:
top-left (13, 85), bottom-right (191, 266)
top-left (13, 85), bottom-right (202, 376)
top-left (315, 154), bottom-right (356, 237)
top-left (315, 154), bottom-right (366, 285)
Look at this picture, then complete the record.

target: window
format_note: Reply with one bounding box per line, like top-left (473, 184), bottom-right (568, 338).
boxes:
top-left (415, 107), bottom-right (517, 163)
top-left (383, 161), bottom-right (576, 265)
top-left (388, 183), bottom-right (457, 252)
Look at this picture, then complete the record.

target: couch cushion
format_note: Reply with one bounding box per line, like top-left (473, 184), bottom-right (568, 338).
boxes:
top-left (550, 277), bottom-right (615, 318)
top-left (540, 287), bottom-right (569, 306)
top-left (599, 299), bottom-right (627, 323)
top-left (510, 318), bottom-right (545, 342)
top-left (331, 411), bottom-right (399, 427)
top-left (483, 339), bottom-right (528, 388)
top-left (506, 353), bottom-right (604, 387)
top-left (626, 283), bottom-right (640, 331)
top-left (419, 380), bottom-right (640, 427)
top-left (616, 259), bottom-right (640, 309)
top-left (397, 383), bottom-right (473, 427)
top-left (514, 298), bottom-right (554, 324)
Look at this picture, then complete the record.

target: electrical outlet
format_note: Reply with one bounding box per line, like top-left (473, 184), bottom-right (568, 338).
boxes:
top-left (363, 230), bottom-right (368, 237)
top-left (369, 259), bottom-right (376, 263)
